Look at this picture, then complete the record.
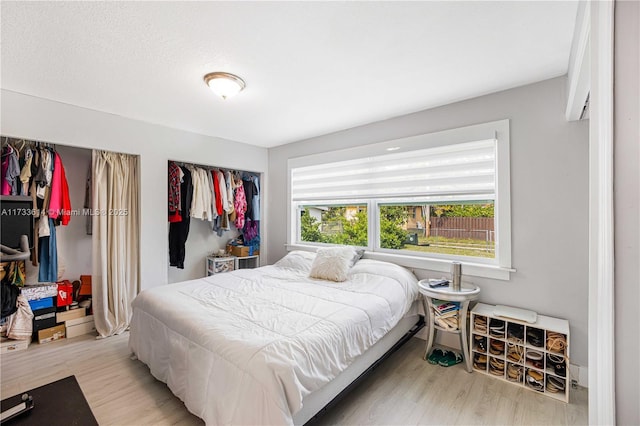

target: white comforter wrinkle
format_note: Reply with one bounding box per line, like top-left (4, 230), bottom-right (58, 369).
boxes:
top-left (129, 261), bottom-right (419, 425)
top-left (250, 283), bottom-right (378, 332)
top-left (186, 278), bottom-right (351, 341)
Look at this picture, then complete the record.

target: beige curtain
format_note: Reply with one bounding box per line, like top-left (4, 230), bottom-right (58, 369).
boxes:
top-left (92, 150), bottom-right (140, 337)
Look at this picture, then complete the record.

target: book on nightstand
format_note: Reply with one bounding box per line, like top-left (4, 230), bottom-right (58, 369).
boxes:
top-left (432, 299), bottom-right (460, 315)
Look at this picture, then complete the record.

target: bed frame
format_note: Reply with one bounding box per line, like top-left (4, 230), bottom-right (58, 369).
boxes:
top-left (294, 312), bottom-right (425, 425)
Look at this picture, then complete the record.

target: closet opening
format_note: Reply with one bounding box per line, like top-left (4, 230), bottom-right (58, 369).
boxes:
top-left (1, 136), bottom-right (141, 342)
top-left (167, 160), bottom-right (261, 284)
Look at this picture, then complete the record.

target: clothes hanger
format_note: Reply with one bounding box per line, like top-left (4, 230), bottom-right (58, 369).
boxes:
top-left (15, 139), bottom-right (26, 156)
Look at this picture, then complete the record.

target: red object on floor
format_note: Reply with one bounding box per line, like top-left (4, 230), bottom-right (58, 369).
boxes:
top-left (78, 275), bottom-right (92, 296)
top-left (56, 280), bottom-right (74, 307)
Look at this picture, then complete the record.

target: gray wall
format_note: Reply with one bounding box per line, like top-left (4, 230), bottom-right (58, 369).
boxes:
top-left (267, 77), bottom-right (590, 367)
top-left (614, 1), bottom-right (640, 423)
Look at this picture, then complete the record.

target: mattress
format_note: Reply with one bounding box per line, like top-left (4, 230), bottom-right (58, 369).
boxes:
top-left (129, 258), bottom-right (419, 425)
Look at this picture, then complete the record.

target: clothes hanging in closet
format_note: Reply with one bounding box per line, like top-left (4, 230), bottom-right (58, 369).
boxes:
top-left (251, 175), bottom-right (260, 221)
top-left (167, 162), bottom-right (260, 265)
top-left (212, 170), bottom-right (231, 236)
top-left (19, 148), bottom-right (33, 195)
top-left (32, 148), bottom-right (72, 280)
top-left (168, 161), bottom-right (182, 222)
top-left (2, 142), bottom-right (74, 281)
top-left (226, 171), bottom-right (236, 223)
top-left (233, 174), bottom-right (247, 230)
top-left (49, 152), bottom-right (72, 225)
top-left (169, 165), bottom-right (193, 269)
top-left (242, 176), bottom-right (257, 221)
top-left (241, 174), bottom-right (260, 252)
top-left (188, 166), bottom-right (214, 221)
top-left (38, 217), bottom-right (58, 282)
top-left (1, 144), bottom-right (20, 195)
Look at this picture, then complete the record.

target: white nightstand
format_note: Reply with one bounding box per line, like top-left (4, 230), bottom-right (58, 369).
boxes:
top-left (418, 280), bottom-right (480, 372)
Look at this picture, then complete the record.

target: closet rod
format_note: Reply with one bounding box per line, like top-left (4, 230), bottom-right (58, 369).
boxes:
top-left (169, 160), bottom-right (260, 177)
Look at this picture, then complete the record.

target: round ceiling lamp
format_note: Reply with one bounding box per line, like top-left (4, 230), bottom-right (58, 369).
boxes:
top-left (203, 72), bottom-right (246, 100)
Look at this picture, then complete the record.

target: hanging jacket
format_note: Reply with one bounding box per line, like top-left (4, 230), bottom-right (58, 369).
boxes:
top-left (234, 181), bottom-right (247, 230)
top-left (251, 175), bottom-right (260, 220)
top-left (212, 169), bottom-right (223, 216)
top-left (19, 148), bottom-right (33, 195)
top-left (48, 152), bottom-right (72, 225)
top-left (1, 145), bottom-right (20, 195)
top-left (168, 162), bottom-right (182, 222)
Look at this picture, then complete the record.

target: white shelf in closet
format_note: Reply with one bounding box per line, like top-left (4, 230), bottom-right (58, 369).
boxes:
top-left (470, 303), bottom-right (570, 403)
top-left (235, 255), bottom-right (259, 270)
top-left (205, 256), bottom-right (235, 276)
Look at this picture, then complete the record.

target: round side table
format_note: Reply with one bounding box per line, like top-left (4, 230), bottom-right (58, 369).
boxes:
top-left (418, 280), bottom-right (480, 372)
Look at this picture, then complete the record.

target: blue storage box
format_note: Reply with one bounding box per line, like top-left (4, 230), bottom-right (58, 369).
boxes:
top-left (28, 297), bottom-right (54, 311)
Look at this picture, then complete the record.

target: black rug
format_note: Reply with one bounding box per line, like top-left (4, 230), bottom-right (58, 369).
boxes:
top-left (0, 375), bottom-right (97, 425)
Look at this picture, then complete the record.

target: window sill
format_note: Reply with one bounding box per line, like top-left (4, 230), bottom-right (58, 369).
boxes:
top-left (285, 243), bottom-right (515, 281)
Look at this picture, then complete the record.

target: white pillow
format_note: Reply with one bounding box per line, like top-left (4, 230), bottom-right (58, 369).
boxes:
top-left (308, 247), bottom-right (356, 282)
top-left (274, 250), bottom-right (317, 272)
top-left (350, 248), bottom-right (365, 266)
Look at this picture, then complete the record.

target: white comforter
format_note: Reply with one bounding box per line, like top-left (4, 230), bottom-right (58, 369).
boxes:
top-left (129, 259), bottom-right (419, 425)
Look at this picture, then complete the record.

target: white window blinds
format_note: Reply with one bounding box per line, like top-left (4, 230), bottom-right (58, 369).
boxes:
top-left (291, 139), bottom-right (496, 202)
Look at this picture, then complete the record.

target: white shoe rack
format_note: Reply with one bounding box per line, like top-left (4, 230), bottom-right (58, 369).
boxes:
top-left (470, 303), bottom-right (570, 402)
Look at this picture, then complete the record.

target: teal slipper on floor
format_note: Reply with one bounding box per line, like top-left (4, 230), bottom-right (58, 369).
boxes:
top-left (438, 350), bottom-right (463, 367)
top-left (427, 348), bottom-right (445, 364)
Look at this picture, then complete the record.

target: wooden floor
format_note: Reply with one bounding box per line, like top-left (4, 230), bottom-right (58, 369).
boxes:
top-left (0, 333), bottom-right (588, 425)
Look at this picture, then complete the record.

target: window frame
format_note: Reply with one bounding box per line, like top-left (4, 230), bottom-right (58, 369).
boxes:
top-left (287, 120), bottom-right (514, 280)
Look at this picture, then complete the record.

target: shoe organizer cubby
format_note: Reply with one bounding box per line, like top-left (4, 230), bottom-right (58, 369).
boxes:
top-left (470, 303), bottom-right (570, 402)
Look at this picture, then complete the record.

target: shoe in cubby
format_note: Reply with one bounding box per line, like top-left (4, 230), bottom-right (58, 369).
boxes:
top-left (546, 331), bottom-right (567, 355)
top-left (506, 342), bottom-right (524, 364)
top-left (526, 326), bottom-right (544, 348)
top-left (489, 338), bottom-right (505, 356)
top-left (525, 348), bottom-right (544, 370)
top-left (489, 318), bottom-right (505, 338)
top-left (546, 374), bottom-right (567, 396)
top-left (473, 315), bottom-right (488, 334)
top-left (489, 356), bottom-right (505, 377)
top-left (473, 335), bottom-right (487, 353)
top-left (473, 352), bottom-right (487, 372)
top-left (507, 322), bottom-right (524, 344)
top-left (506, 362), bottom-right (524, 384)
top-left (546, 353), bottom-right (567, 377)
top-left (525, 368), bottom-right (544, 392)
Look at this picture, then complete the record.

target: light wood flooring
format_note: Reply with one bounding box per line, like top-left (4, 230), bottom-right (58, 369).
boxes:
top-left (0, 333), bottom-right (588, 425)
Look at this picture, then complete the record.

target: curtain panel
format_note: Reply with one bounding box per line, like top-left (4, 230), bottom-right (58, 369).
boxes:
top-left (91, 150), bottom-right (140, 337)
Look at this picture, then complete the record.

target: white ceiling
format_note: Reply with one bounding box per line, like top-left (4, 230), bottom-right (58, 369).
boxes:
top-left (1, 1), bottom-right (578, 148)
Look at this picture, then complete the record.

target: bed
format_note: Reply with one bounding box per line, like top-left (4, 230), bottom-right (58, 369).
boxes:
top-left (129, 250), bottom-right (421, 425)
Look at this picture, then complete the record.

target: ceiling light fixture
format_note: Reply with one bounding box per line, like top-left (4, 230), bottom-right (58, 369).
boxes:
top-left (203, 72), bottom-right (246, 100)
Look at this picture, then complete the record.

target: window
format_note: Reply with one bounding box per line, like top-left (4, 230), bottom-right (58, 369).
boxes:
top-left (377, 202), bottom-right (495, 258)
top-left (300, 204), bottom-right (368, 247)
top-left (288, 120), bottom-right (512, 279)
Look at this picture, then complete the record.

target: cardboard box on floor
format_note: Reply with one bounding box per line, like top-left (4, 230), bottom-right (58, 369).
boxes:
top-left (0, 337), bottom-right (30, 353)
top-left (65, 315), bottom-right (96, 339)
top-left (56, 308), bottom-right (86, 324)
top-left (226, 245), bottom-right (259, 257)
top-left (38, 324), bottom-right (65, 344)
